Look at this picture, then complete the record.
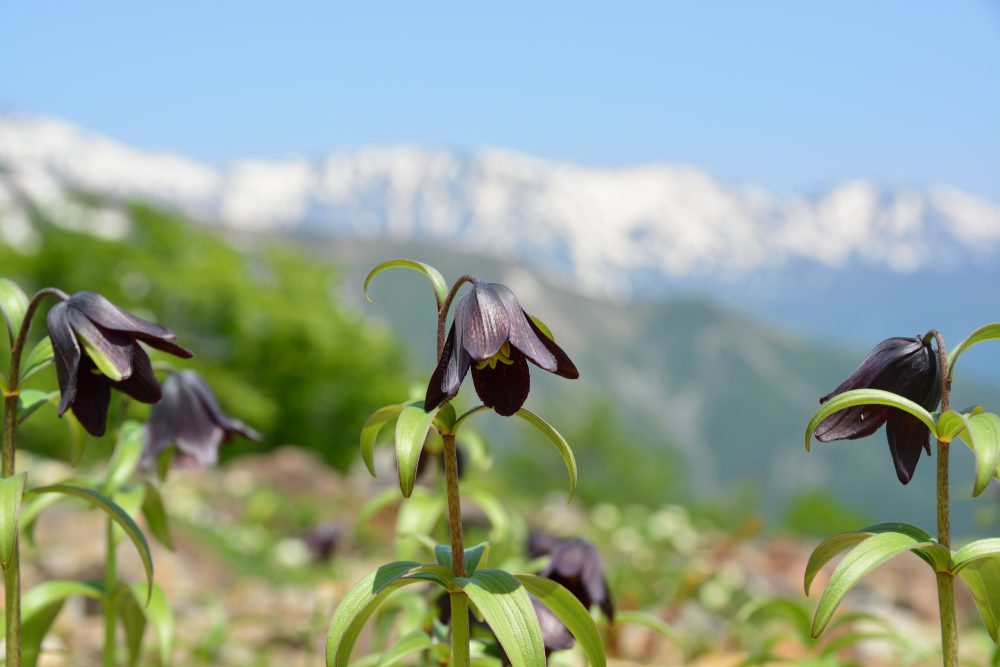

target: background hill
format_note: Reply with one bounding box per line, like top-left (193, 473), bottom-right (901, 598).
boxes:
top-left (2, 116), bottom-right (999, 536)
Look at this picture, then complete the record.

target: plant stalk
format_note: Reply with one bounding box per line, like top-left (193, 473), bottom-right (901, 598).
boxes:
top-left (103, 516), bottom-right (117, 667)
top-left (442, 432), bottom-right (469, 666)
top-left (930, 330), bottom-right (957, 667)
top-left (2, 288), bottom-right (66, 667)
top-left (449, 592), bottom-right (471, 667)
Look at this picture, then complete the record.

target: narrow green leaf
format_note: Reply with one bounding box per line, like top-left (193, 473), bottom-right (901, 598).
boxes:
top-left (24, 484), bottom-right (154, 602)
top-left (119, 585), bottom-right (147, 667)
top-left (936, 410), bottom-right (968, 443)
top-left (398, 564), bottom-right (457, 590)
top-left (514, 408), bottom-right (577, 501)
top-left (812, 531), bottom-right (929, 637)
top-left (949, 323), bottom-right (1000, 377)
top-left (804, 388), bottom-right (937, 451)
top-left (460, 570), bottom-right (545, 667)
top-left (375, 630), bottom-right (433, 667)
top-left (141, 481), bottom-right (174, 550)
top-left (395, 403), bottom-right (437, 498)
top-left (960, 413), bottom-right (1000, 497)
top-left (155, 447), bottom-right (173, 482)
top-left (804, 533), bottom-right (871, 596)
top-left (17, 390), bottom-right (57, 425)
top-left (325, 561), bottom-right (428, 667)
top-left (614, 610), bottom-right (683, 647)
top-left (105, 420), bottom-right (145, 494)
top-left (0, 278), bottom-right (29, 347)
top-left (360, 404), bottom-right (406, 477)
top-left (0, 472), bottom-right (27, 570)
top-left (516, 573), bottom-right (607, 666)
top-left (363, 259), bottom-right (448, 308)
top-left (64, 410), bottom-right (88, 466)
top-left (434, 542), bottom-right (490, 575)
top-left (433, 403), bottom-right (457, 433)
top-left (19, 337), bottom-right (54, 384)
top-left (21, 580), bottom-right (103, 667)
top-left (112, 485), bottom-right (147, 545)
top-left (131, 582), bottom-right (173, 666)
top-left (859, 522), bottom-right (935, 542)
top-left (957, 556), bottom-right (1000, 646)
top-left (953, 539), bottom-right (1000, 573)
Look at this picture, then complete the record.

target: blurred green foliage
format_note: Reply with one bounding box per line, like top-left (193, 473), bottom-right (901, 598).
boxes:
top-left (782, 489), bottom-right (872, 537)
top-left (0, 201), bottom-right (408, 469)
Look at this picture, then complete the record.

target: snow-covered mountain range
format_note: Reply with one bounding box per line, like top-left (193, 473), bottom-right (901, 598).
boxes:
top-left (2, 114), bottom-right (999, 295)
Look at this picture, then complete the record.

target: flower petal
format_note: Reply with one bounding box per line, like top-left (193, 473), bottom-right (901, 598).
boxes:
top-left (111, 345), bottom-right (161, 404)
top-left (46, 302), bottom-right (80, 416)
top-left (487, 285), bottom-right (557, 370)
top-left (886, 410), bottom-right (931, 484)
top-left (142, 375), bottom-right (181, 467)
top-left (71, 357), bottom-right (112, 437)
top-left (67, 308), bottom-right (133, 382)
top-left (425, 323), bottom-right (470, 411)
top-left (532, 595), bottom-right (575, 652)
top-left (820, 337), bottom-right (924, 401)
top-left (525, 313), bottom-right (578, 379)
top-left (471, 347), bottom-right (530, 416)
top-left (183, 371), bottom-right (262, 441)
top-left (814, 405), bottom-right (890, 442)
top-left (67, 291), bottom-right (193, 358)
top-left (173, 378), bottom-right (225, 467)
top-left (460, 283), bottom-right (511, 360)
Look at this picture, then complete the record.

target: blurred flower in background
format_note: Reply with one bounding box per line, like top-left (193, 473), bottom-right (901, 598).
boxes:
top-left (143, 369), bottom-right (261, 469)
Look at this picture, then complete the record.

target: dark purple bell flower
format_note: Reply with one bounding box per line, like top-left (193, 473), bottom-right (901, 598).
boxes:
top-left (814, 336), bottom-right (941, 485)
top-left (142, 370), bottom-right (261, 468)
top-left (425, 281), bottom-right (578, 416)
top-left (46, 291), bottom-right (192, 437)
top-left (539, 537), bottom-right (615, 621)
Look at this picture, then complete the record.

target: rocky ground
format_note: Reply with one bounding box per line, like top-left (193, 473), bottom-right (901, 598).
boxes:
top-left (15, 448), bottom-right (998, 666)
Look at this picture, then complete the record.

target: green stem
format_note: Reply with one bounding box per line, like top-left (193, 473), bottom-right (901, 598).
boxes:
top-left (442, 433), bottom-right (469, 666)
top-left (449, 592), bottom-right (470, 666)
top-left (936, 438), bottom-right (958, 667)
top-left (2, 287), bottom-right (67, 667)
top-left (103, 516), bottom-right (117, 667)
top-left (929, 330), bottom-right (957, 667)
top-left (3, 544), bottom-right (19, 667)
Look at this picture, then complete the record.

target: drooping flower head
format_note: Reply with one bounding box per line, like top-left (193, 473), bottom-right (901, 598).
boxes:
top-left (143, 370), bottom-right (261, 469)
top-left (814, 336), bottom-right (941, 484)
top-left (538, 537), bottom-right (615, 620)
top-left (46, 291), bottom-right (193, 437)
top-left (425, 281), bottom-right (578, 416)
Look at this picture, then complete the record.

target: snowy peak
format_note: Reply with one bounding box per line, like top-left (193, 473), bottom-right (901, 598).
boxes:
top-left (2, 114), bottom-right (999, 292)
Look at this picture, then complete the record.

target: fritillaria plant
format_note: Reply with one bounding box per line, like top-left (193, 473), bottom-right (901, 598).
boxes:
top-left (804, 325), bottom-right (1000, 667)
top-left (0, 280), bottom-right (192, 667)
top-left (325, 260), bottom-right (607, 667)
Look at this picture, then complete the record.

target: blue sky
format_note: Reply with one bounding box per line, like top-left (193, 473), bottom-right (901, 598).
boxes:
top-left (2, 1), bottom-right (998, 199)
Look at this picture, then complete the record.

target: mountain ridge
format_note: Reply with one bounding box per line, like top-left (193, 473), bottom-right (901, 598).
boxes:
top-left (2, 113), bottom-right (1000, 297)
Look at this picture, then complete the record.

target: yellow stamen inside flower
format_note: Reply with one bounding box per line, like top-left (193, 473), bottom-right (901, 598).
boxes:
top-left (475, 341), bottom-right (514, 370)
